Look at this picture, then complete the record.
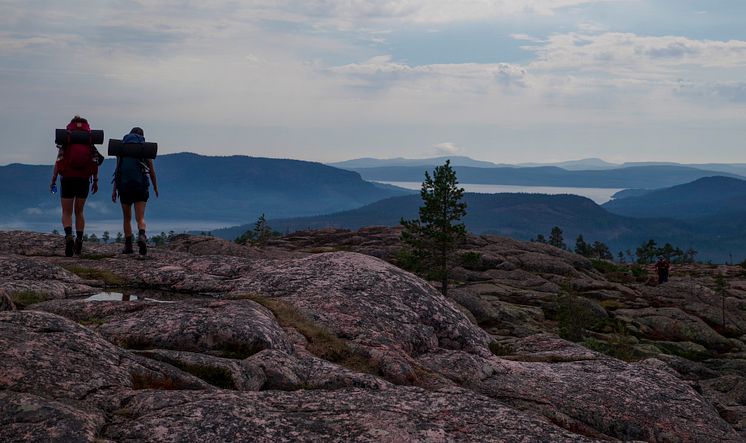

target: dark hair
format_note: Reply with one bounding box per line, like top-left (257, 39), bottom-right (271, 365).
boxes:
top-left (71, 115), bottom-right (88, 124)
top-left (130, 127), bottom-right (144, 136)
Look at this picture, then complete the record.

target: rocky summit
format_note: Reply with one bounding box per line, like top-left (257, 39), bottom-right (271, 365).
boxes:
top-left (1, 229), bottom-right (745, 442)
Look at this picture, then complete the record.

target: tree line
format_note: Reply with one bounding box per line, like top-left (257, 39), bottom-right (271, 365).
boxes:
top-left (531, 226), bottom-right (697, 264)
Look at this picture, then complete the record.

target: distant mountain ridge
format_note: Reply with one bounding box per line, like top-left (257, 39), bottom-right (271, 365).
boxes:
top-left (348, 165), bottom-right (742, 189)
top-left (329, 156), bottom-right (746, 176)
top-left (0, 153), bottom-right (410, 224)
top-left (328, 156), bottom-right (502, 169)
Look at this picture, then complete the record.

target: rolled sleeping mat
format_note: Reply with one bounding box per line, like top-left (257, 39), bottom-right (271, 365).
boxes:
top-left (108, 139), bottom-right (158, 159)
top-left (55, 129), bottom-right (105, 145)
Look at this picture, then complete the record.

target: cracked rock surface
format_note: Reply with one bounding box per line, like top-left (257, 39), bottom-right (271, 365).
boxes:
top-left (0, 229), bottom-right (743, 441)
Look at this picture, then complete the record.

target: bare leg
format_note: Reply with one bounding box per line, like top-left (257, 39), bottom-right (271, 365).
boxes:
top-left (121, 204), bottom-right (133, 238)
top-left (134, 202), bottom-right (147, 232)
top-left (74, 198), bottom-right (86, 232)
top-left (61, 198), bottom-right (74, 229)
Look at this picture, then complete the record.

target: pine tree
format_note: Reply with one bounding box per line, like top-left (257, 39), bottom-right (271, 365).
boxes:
top-left (635, 239), bottom-right (657, 264)
top-left (549, 226), bottom-right (566, 250)
top-left (400, 160), bottom-right (467, 296)
top-left (115, 232), bottom-right (124, 243)
top-left (574, 235), bottom-right (591, 257)
top-left (102, 231), bottom-right (110, 244)
top-left (254, 213), bottom-right (273, 244)
top-left (591, 240), bottom-right (613, 260)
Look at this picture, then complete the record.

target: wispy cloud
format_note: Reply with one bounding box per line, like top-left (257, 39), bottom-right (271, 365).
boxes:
top-left (0, 0), bottom-right (744, 164)
top-left (433, 142), bottom-right (463, 155)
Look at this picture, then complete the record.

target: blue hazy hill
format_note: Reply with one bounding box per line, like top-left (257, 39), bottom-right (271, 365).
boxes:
top-left (602, 176), bottom-right (746, 220)
top-left (214, 191), bottom-right (746, 262)
top-left (0, 153), bottom-right (411, 223)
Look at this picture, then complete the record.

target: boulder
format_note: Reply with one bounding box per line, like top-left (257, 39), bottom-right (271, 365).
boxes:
top-left (102, 387), bottom-right (600, 443)
top-left (0, 310), bottom-right (210, 409)
top-left (0, 255), bottom-right (96, 301)
top-left (419, 335), bottom-right (741, 442)
top-left (0, 391), bottom-right (105, 443)
top-left (35, 299), bottom-right (294, 358)
top-left (234, 252), bottom-right (492, 383)
top-left (242, 349), bottom-right (390, 391)
top-left (617, 307), bottom-right (734, 351)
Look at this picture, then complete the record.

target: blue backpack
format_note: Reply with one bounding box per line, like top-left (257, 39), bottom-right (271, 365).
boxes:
top-left (115, 133), bottom-right (149, 192)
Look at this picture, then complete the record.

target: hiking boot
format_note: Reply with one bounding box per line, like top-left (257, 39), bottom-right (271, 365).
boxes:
top-left (122, 237), bottom-right (134, 254)
top-left (137, 233), bottom-right (147, 256)
top-left (74, 238), bottom-right (83, 256)
top-left (64, 234), bottom-right (74, 257)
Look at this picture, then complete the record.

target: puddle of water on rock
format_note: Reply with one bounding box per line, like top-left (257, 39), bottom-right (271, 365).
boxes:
top-left (83, 290), bottom-right (204, 303)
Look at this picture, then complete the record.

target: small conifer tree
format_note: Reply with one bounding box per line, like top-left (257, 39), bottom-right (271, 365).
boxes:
top-left (400, 160), bottom-right (467, 296)
top-left (574, 235), bottom-right (591, 256)
top-left (549, 226), bottom-right (566, 250)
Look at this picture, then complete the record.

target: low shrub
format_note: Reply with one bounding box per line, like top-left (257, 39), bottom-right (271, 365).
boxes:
top-left (461, 252), bottom-right (491, 272)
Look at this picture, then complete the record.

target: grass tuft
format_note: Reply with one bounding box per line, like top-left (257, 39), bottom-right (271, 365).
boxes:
top-left (61, 265), bottom-right (125, 286)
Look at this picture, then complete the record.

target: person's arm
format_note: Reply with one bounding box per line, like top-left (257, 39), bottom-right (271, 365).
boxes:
top-left (112, 157), bottom-right (118, 202)
top-left (50, 162), bottom-right (59, 192)
top-left (51, 146), bottom-right (62, 192)
top-left (148, 159), bottom-right (158, 197)
top-left (91, 158), bottom-right (99, 194)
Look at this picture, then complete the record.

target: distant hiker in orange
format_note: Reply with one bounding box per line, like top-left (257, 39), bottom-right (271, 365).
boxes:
top-left (655, 256), bottom-right (670, 284)
top-left (111, 127), bottom-right (159, 256)
top-left (50, 115), bottom-right (101, 257)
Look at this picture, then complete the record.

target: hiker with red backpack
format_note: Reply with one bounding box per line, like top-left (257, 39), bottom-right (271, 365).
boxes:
top-left (111, 127), bottom-right (159, 255)
top-left (50, 115), bottom-right (103, 257)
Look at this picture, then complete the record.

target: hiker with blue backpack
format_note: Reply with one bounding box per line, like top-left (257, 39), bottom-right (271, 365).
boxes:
top-left (111, 127), bottom-right (159, 255)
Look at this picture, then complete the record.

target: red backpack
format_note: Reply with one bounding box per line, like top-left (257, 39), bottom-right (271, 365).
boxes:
top-left (58, 120), bottom-right (98, 178)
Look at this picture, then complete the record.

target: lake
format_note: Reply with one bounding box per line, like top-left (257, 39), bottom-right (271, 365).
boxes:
top-left (379, 181), bottom-right (623, 204)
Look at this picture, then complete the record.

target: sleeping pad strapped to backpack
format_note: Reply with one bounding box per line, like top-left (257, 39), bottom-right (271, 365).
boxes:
top-left (115, 133), bottom-right (149, 192)
top-left (57, 120), bottom-right (99, 178)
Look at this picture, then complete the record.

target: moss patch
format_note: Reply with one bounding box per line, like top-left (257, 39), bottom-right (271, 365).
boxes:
top-left (243, 294), bottom-right (381, 376)
top-left (489, 341), bottom-right (514, 356)
top-left (78, 317), bottom-right (106, 327)
top-left (599, 299), bottom-right (626, 311)
top-left (582, 336), bottom-right (639, 362)
top-left (653, 341), bottom-right (713, 362)
top-left (9, 291), bottom-right (48, 309)
top-left (61, 265), bottom-right (125, 286)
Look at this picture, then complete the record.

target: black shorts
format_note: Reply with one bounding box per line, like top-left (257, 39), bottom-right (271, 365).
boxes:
top-left (119, 188), bottom-right (149, 205)
top-left (60, 177), bottom-right (90, 199)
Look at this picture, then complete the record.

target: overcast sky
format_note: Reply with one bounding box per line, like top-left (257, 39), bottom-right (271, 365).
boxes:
top-left (2, 0), bottom-right (745, 165)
